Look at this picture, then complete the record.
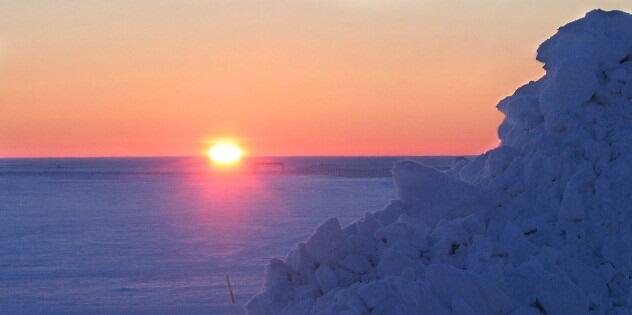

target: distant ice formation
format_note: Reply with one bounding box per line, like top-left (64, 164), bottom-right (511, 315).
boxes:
top-left (246, 10), bottom-right (632, 315)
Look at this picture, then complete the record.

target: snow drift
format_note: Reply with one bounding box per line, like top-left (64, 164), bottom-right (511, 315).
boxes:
top-left (246, 9), bottom-right (632, 315)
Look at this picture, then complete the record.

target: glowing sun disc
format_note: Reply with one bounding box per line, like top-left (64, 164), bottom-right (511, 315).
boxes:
top-left (208, 143), bottom-right (243, 165)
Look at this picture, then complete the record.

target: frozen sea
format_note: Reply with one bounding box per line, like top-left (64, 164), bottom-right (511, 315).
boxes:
top-left (0, 156), bottom-right (457, 314)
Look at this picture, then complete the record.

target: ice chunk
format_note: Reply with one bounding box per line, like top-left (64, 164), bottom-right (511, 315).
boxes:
top-left (314, 264), bottom-right (338, 293)
top-left (392, 161), bottom-right (487, 227)
top-left (340, 255), bottom-right (371, 274)
top-left (305, 218), bottom-right (348, 264)
top-left (286, 243), bottom-right (317, 285)
top-left (426, 264), bottom-right (514, 314)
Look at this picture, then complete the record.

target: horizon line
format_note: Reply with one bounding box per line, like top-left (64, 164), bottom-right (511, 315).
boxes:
top-left (0, 153), bottom-right (476, 160)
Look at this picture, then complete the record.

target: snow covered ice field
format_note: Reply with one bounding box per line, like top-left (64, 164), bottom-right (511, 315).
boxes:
top-left (247, 10), bottom-right (632, 315)
top-left (0, 156), bottom-right (455, 314)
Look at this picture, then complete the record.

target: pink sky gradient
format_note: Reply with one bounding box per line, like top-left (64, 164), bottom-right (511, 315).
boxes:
top-left (1, 1), bottom-right (631, 157)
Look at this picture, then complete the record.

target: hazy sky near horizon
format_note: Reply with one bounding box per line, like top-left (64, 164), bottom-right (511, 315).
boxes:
top-left (2, 1), bottom-right (632, 157)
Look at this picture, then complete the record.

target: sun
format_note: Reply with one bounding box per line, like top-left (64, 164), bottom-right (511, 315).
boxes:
top-left (208, 142), bottom-right (244, 166)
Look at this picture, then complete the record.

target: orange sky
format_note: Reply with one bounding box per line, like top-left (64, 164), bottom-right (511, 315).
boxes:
top-left (1, 1), bottom-right (631, 157)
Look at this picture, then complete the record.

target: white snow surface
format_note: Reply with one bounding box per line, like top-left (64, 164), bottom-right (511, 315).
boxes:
top-left (246, 10), bottom-right (632, 315)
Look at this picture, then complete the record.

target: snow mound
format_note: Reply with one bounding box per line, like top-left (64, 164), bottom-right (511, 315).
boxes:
top-left (246, 9), bottom-right (632, 315)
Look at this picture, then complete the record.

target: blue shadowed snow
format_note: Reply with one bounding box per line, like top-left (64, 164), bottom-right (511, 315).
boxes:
top-left (247, 10), bottom-right (632, 315)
